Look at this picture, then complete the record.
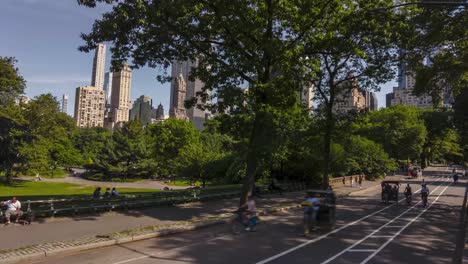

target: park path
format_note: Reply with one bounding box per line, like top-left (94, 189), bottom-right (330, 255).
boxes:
top-left (0, 176), bottom-right (393, 252)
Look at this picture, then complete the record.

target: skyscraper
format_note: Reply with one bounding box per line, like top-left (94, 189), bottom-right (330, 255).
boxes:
top-left (130, 95), bottom-right (153, 126)
top-left (108, 64), bottom-right (132, 128)
top-left (91, 43), bottom-right (106, 90)
top-left (74, 86), bottom-right (105, 128)
top-left (62, 94), bottom-right (68, 114)
top-left (170, 60), bottom-right (206, 130)
top-left (155, 103), bottom-right (164, 120)
top-left (169, 73), bottom-right (189, 120)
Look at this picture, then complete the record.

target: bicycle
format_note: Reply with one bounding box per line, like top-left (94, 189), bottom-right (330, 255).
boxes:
top-left (231, 209), bottom-right (260, 234)
top-left (405, 193), bottom-right (412, 205)
top-left (421, 193), bottom-right (428, 207)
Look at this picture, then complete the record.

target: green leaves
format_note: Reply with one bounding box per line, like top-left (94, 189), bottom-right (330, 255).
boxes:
top-left (0, 57), bottom-right (26, 106)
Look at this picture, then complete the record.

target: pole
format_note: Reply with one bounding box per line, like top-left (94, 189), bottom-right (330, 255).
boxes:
top-left (453, 181), bottom-right (468, 263)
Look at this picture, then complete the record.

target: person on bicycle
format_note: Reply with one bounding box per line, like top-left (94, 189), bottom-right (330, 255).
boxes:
top-left (421, 184), bottom-right (429, 199)
top-left (404, 184), bottom-right (412, 197)
top-left (302, 193), bottom-right (320, 234)
top-left (243, 196), bottom-right (257, 231)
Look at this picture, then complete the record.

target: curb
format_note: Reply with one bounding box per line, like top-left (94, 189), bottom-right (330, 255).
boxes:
top-left (0, 204), bottom-right (300, 264)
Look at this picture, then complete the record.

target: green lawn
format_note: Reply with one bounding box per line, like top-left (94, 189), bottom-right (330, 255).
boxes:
top-left (0, 181), bottom-right (156, 201)
top-left (21, 168), bottom-right (70, 179)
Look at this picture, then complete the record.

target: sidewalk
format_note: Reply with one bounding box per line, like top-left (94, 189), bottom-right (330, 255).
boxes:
top-left (0, 177), bottom-right (389, 252)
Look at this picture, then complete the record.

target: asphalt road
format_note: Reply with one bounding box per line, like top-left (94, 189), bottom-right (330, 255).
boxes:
top-left (32, 166), bottom-right (465, 264)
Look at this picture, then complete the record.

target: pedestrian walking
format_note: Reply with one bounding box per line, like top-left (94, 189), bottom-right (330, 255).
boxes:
top-left (351, 176), bottom-right (354, 187)
top-left (342, 177), bottom-right (345, 186)
top-left (358, 175), bottom-right (363, 188)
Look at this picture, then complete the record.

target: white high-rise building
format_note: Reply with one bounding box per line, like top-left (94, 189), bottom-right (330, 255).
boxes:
top-left (108, 64), bottom-right (132, 128)
top-left (170, 60), bottom-right (207, 130)
top-left (91, 43), bottom-right (106, 90)
top-left (74, 86), bottom-right (105, 128)
top-left (62, 94), bottom-right (68, 114)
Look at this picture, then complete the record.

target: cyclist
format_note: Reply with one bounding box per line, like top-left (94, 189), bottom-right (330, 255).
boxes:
top-left (302, 193), bottom-right (320, 235)
top-left (243, 196), bottom-right (257, 231)
top-left (421, 184), bottom-right (429, 206)
top-left (404, 184), bottom-right (412, 197)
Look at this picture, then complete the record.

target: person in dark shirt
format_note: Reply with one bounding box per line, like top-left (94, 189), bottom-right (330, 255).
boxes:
top-left (92, 187), bottom-right (101, 199)
top-left (103, 188), bottom-right (111, 198)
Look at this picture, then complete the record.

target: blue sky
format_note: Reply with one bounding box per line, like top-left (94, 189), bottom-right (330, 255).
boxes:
top-left (1, 0), bottom-right (396, 115)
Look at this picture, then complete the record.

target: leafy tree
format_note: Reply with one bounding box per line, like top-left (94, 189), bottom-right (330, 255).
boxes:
top-left (422, 111), bottom-right (463, 165)
top-left (355, 105), bottom-right (427, 163)
top-left (73, 127), bottom-right (112, 163)
top-left (402, 4), bottom-right (467, 106)
top-left (94, 120), bottom-right (152, 181)
top-left (0, 103), bottom-right (27, 183)
top-left (78, 0), bottom-right (407, 204)
top-left (344, 136), bottom-right (396, 179)
top-left (0, 57), bottom-right (26, 106)
top-left (148, 119), bottom-right (200, 177)
top-left (175, 133), bottom-right (232, 187)
top-left (454, 89), bottom-right (468, 161)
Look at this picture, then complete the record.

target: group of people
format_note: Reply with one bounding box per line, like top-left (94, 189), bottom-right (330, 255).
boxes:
top-left (0, 197), bottom-right (23, 225)
top-left (92, 187), bottom-right (119, 199)
top-left (342, 175), bottom-right (363, 188)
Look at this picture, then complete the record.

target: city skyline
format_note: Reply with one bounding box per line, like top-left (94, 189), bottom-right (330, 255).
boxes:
top-left (1, 1), bottom-right (396, 118)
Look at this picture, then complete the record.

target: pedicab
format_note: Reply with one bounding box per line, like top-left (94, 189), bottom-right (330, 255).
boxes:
top-left (301, 189), bottom-right (336, 234)
top-left (381, 181), bottom-right (400, 206)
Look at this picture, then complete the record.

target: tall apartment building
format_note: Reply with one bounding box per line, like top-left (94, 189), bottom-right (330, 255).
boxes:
top-left (91, 43), bottom-right (106, 90)
top-left (333, 86), bottom-right (367, 114)
top-left (107, 64), bottom-right (132, 129)
top-left (386, 59), bottom-right (434, 109)
top-left (170, 60), bottom-right (207, 130)
top-left (74, 86), bottom-right (106, 128)
top-left (169, 73), bottom-right (189, 120)
top-left (129, 95), bottom-right (153, 126)
top-left (61, 94), bottom-right (68, 114)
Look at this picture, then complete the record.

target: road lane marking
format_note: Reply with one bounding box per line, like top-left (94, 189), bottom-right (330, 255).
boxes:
top-left (348, 249), bottom-right (376, 252)
top-left (255, 177), bottom-right (444, 264)
top-left (320, 179), bottom-right (448, 264)
top-left (370, 236), bottom-right (392, 238)
top-left (360, 182), bottom-right (452, 264)
top-left (384, 226), bottom-right (405, 228)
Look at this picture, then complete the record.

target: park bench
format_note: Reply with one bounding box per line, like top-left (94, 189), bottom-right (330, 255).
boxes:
top-left (17, 181), bottom-right (308, 220)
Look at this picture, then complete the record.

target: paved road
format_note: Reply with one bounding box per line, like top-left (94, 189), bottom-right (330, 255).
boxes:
top-left (30, 166), bottom-right (465, 264)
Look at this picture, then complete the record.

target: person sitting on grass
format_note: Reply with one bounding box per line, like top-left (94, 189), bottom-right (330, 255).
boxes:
top-left (0, 197), bottom-right (23, 225)
top-left (111, 187), bottom-right (119, 197)
top-left (103, 188), bottom-right (111, 198)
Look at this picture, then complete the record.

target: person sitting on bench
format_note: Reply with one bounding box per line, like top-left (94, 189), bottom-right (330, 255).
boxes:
top-left (0, 197), bottom-right (23, 225)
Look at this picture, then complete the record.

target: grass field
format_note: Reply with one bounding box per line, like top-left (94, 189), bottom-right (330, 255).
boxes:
top-left (0, 181), bottom-right (156, 200)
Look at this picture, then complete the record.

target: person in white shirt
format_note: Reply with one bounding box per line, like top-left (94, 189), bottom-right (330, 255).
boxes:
top-left (0, 197), bottom-right (23, 224)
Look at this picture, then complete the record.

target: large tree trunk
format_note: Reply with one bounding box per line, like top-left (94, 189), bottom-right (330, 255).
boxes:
top-left (239, 110), bottom-right (267, 206)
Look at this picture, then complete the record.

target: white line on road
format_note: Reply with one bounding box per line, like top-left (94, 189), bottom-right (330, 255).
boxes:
top-left (348, 249), bottom-right (376, 252)
top-left (320, 179), bottom-right (448, 264)
top-left (360, 182), bottom-right (452, 264)
top-left (255, 177), bottom-right (444, 264)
